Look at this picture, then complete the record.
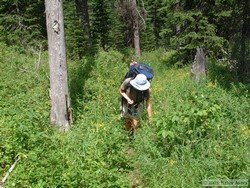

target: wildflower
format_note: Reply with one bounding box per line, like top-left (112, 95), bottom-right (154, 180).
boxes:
top-left (207, 82), bottom-right (216, 88)
top-left (241, 126), bottom-right (250, 140)
top-left (169, 159), bottom-right (177, 166)
top-left (95, 122), bottom-right (104, 129)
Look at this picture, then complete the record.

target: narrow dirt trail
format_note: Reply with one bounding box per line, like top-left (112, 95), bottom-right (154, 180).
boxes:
top-left (126, 146), bottom-right (144, 188)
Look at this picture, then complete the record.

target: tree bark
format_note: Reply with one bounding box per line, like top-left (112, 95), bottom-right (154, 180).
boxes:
top-left (175, 0), bottom-right (181, 36)
top-left (45, 0), bottom-right (72, 131)
top-left (116, 0), bottom-right (143, 57)
top-left (131, 0), bottom-right (141, 58)
top-left (175, 0), bottom-right (181, 51)
top-left (133, 17), bottom-right (141, 58)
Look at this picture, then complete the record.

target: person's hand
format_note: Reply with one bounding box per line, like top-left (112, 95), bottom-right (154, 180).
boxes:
top-left (130, 61), bottom-right (137, 66)
top-left (127, 98), bottom-right (134, 104)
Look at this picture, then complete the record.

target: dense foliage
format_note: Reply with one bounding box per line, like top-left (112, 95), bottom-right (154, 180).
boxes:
top-left (0, 0), bottom-right (249, 75)
top-left (1, 43), bottom-right (249, 187)
top-left (0, 0), bottom-right (250, 187)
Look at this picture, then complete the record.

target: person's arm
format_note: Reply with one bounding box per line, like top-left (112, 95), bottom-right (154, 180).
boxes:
top-left (119, 89), bottom-right (134, 104)
top-left (146, 97), bottom-right (152, 125)
top-left (120, 78), bottom-right (134, 105)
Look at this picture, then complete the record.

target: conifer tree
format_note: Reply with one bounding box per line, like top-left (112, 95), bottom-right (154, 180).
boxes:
top-left (161, 0), bottom-right (226, 63)
top-left (0, 0), bottom-right (46, 47)
top-left (141, 0), bottom-right (164, 50)
top-left (64, 0), bottom-right (90, 58)
top-left (90, 0), bottom-right (112, 50)
top-left (116, 0), bottom-right (147, 57)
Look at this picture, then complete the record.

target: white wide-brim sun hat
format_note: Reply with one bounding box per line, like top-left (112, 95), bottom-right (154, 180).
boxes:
top-left (130, 74), bottom-right (150, 91)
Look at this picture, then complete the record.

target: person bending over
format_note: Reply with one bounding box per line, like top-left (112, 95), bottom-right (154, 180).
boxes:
top-left (119, 74), bottom-right (152, 134)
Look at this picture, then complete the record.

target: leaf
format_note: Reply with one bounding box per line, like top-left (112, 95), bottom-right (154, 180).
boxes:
top-left (172, 116), bottom-right (179, 122)
top-left (161, 130), bottom-right (175, 139)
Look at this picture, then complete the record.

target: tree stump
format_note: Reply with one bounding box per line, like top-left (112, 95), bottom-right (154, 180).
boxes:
top-left (191, 47), bottom-right (207, 82)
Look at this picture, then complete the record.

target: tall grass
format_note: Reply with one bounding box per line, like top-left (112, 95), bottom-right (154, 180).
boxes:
top-left (1, 44), bottom-right (249, 187)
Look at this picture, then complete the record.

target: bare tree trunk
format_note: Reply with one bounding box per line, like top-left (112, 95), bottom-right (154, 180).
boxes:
top-left (175, 0), bottom-right (181, 50)
top-left (45, 0), bottom-right (72, 131)
top-left (175, 0), bottom-right (180, 36)
top-left (116, 0), bottom-right (142, 58)
top-left (131, 0), bottom-right (141, 58)
top-left (133, 15), bottom-right (141, 58)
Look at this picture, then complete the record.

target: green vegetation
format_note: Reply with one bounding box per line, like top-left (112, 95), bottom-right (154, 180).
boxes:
top-left (1, 0), bottom-right (249, 186)
top-left (1, 0), bottom-right (249, 74)
top-left (1, 44), bottom-right (250, 187)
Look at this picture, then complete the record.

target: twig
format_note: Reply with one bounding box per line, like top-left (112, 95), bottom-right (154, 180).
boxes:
top-left (0, 157), bottom-right (21, 187)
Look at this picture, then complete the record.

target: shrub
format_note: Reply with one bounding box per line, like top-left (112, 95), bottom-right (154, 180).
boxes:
top-left (1, 47), bottom-right (249, 187)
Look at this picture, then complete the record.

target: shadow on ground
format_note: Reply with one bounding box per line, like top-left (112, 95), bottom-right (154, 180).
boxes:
top-left (69, 57), bottom-right (96, 116)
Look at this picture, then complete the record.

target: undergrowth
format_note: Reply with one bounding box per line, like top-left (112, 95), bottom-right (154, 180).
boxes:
top-left (1, 44), bottom-right (250, 187)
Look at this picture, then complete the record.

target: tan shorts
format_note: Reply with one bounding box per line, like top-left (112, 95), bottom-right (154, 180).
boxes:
top-left (122, 102), bottom-right (144, 120)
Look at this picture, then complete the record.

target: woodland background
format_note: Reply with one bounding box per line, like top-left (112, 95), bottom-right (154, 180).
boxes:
top-left (1, 0), bottom-right (250, 77)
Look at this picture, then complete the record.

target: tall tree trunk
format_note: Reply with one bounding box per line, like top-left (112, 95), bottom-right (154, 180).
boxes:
top-left (175, 0), bottom-right (180, 35)
top-left (131, 0), bottom-right (141, 58)
top-left (116, 0), bottom-right (144, 56)
top-left (133, 17), bottom-right (141, 58)
top-left (45, 0), bottom-right (72, 131)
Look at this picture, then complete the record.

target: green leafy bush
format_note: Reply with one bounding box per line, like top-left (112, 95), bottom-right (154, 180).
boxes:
top-left (1, 46), bottom-right (249, 187)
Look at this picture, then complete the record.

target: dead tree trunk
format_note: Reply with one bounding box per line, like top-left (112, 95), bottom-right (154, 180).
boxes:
top-left (175, 0), bottom-right (181, 50)
top-left (131, 0), bottom-right (141, 58)
top-left (116, 0), bottom-right (143, 58)
top-left (45, 0), bottom-right (72, 131)
top-left (175, 0), bottom-right (180, 36)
